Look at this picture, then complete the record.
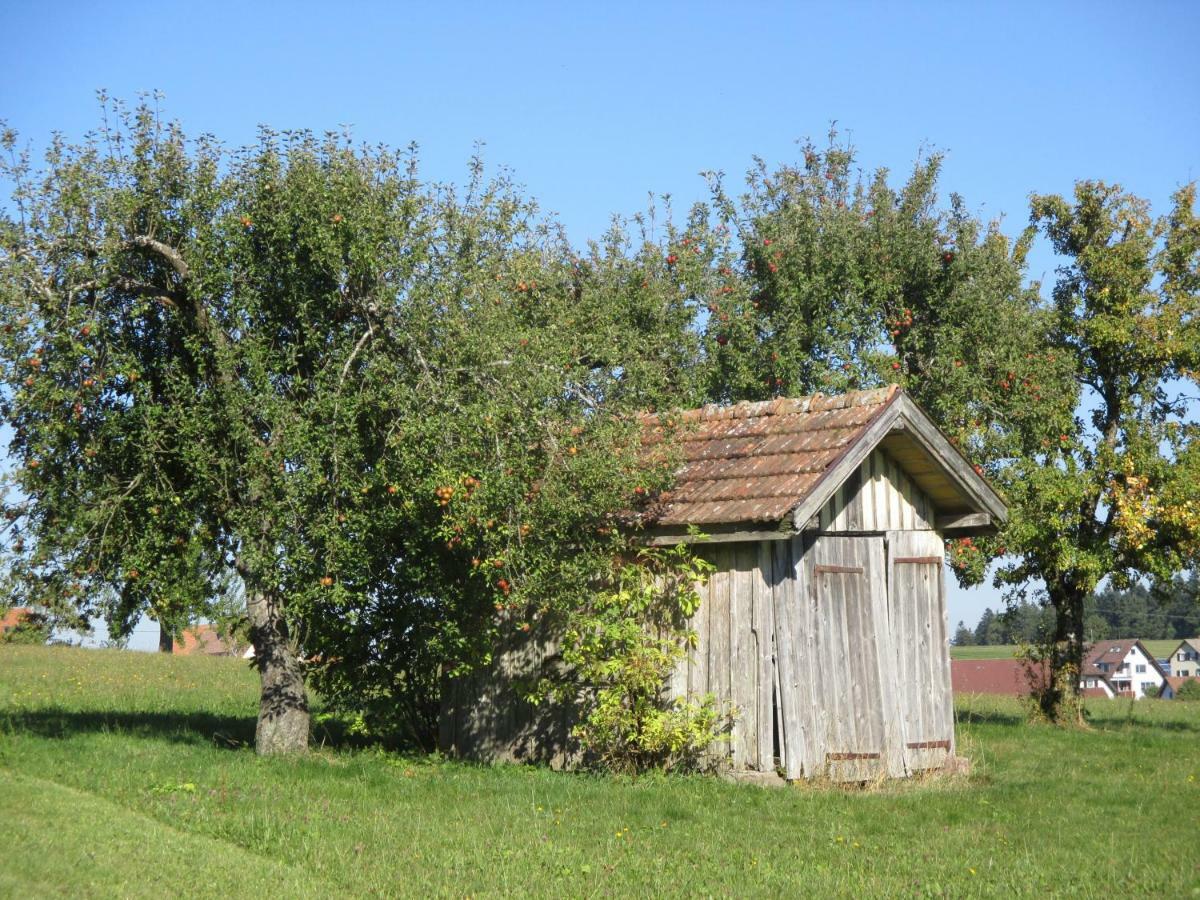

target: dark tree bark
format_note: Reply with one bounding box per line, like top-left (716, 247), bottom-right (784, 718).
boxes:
top-left (158, 622), bottom-right (174, 653)
top-left (247, 587), bottom-right (310, 754)
top-left (1041, 576), bottom-right (1088, 723)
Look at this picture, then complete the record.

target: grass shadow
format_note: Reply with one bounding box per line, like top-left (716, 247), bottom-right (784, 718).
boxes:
top-left (1, 710), bottom-right (259, 748)
top-left (0, 708), bottom-right (259, 749)
top-left (954, 699), bottom-right (1200, 733)
top-left (0, 707), bottom-right (428, 752)
top-left (1087, 715), bottom-right (1200, 733)
top-left (953, 706), bottom-right (1027, 727)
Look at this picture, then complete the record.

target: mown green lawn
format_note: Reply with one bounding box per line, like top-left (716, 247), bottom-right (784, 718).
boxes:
top-left (1, 645), bottom-right (1198, 897)
top-left (950, 644), bottom-right (1021, 660)
top-left (1143, 638), bottom-right (1185, 659)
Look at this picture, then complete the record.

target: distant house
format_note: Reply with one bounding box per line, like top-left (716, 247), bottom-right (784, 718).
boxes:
top-left (0, 607), bottom-right (35, 635)
top-left (0, 607), bottom-right (50, 643)
top-left (1079, 639), bottom-right (1168, 699)
top-left (1166, 639), bottom-right (1200, 678)
top-left (1162, 676), bottom-right (1199, 699)
top-left (174, 624), bottom-right (250, 658)
top-left (951, 658), bottom-right (1048, 697)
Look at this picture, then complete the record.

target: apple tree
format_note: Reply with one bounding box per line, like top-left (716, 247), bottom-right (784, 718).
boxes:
top-left (698, 137), bottom-right (1198, 720)
top-left (1001, 181), bottom-right (1200, 718)
top-left (0, 100), bottom-right (704, 752)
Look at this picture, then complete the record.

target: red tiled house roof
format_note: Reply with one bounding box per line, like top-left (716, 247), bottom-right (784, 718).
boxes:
top-left (175, 624), bottom-right (246, 657)
top-left (638, 386), bottom-right (1007, 536)
top-left (641, 387), bottom-right (899, 526)
top-left (1082, 639), bottom-right (1168, 681)
top-left (0, 607), bottom-right (35, 633)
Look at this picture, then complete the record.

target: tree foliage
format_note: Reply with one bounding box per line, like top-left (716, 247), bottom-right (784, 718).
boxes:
top-left (532, 541), bottom-right (730, 773)
top-left (695, 134), bottom-right (1076, 571)
top-left (4, 102), bottom-right (1197, 753)
top-left (1176, 679), bottom-right (1200, 701)
top-left (0, 99), bottom-right (704, 753)
top-left (700, 131), bottom-right (1077, 477)
top-left (996, 181), bottom-right (1200, 717)
top-left (695, 136), bottom-right (1198, 721)
top-left (951, 620), bottom-right (975, 646)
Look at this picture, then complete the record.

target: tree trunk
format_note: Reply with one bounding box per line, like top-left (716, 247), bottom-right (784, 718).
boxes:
top-left (1041, 578), bottom-right (1088, 724)
top-left (158, 621), bottom-right (174, 653)
top-left (247, 587), bottom-right (310, 754)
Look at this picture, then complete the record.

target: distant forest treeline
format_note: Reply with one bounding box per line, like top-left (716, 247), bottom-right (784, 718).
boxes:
top-left (953, 571), bottom-right (1200, 648)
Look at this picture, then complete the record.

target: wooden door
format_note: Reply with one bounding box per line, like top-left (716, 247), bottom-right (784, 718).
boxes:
top-left (803, 535), bottom-right (904, 781)
top-left (887, 530), bottom-right (954, 771)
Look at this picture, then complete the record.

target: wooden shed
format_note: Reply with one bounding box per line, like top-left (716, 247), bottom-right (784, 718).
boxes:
top-left (440, 386), bottom-right (1007, 781)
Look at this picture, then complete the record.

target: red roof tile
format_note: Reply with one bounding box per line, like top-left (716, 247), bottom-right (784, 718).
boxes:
top-left (641, 386), bottom-right (900, 526)
top-left (0, 607), bottom-right (34, 632)
top-left (175, 624), bottom-right (246, 657)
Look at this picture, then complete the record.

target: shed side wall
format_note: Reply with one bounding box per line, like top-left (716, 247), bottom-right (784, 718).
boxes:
top-left (672, 542), bottom-right (777, 772)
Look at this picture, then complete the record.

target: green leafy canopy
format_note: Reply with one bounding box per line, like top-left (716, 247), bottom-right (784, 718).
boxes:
top-left (0, 97), bottom-right (706, 749)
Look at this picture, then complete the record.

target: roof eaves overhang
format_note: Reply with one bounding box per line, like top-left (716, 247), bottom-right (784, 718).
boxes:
top-left (645, 388), bottom-right (1009, 545)
top-left (889, 393), bottom-right (1008, 525)
top-left (790, 392), bottom-right (1008, 536)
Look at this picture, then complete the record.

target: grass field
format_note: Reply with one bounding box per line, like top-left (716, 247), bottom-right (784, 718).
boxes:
top-left (2, 646), bottom-right (1198, 897)
top-left (949, 644), bottom-right (1022, 660)
top-left (950, 639), bottom-right (1182, 661)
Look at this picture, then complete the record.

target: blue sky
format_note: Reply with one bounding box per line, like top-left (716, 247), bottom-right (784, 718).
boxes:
top-left (2, 1), bottom-right (1198, 647)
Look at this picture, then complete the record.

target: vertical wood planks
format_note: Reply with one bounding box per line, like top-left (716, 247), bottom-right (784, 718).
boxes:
top-left (800, 538), bottom-right (826, 778)
top-left (689, 551), bottom-right (711, 707)
top-left (755, 541), bottom-right (775, 771)
top-left (869, 536), bottom-right (907, 778)
top-left (685, 543), bottom-right (771, 770)
top-left (772, 538), bottom-right (806, 779)
top-left (887, 529), bottom-right (954, 772)
top-left (729, 544), bottom-right (757, 769)
top-left (806, 534), bottom-right (894, 781)
top-left (791, 535), bottom-right (818, 778)
top-left (928, 531), bottom-right (955, 757)
top-left (821, 449), bottom-right (934, 532)
top-left (709, 545), bottom-right (732, 709)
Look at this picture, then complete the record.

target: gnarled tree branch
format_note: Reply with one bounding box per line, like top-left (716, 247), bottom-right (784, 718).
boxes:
top-left (126, 235), bottom-right (189, 279)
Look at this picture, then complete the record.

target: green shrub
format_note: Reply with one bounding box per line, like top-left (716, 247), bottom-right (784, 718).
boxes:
top-left (536, 540), bottom-right (732, 774)
top-left (0, 610), bottom-right (52, 645)
top-left (1175, 679), bottom-right (1200, 701)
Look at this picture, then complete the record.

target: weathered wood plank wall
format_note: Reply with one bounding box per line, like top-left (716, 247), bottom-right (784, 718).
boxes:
top-left (673, 543), bottom-right (777, 772)
top-left (887, 529), bottom-right (955, 771)
top-left (680, 467), bottom-right (947, 780)
top-left (439, 629), bottom-right (580, 768)
top-left (817, 448), bottom-right (934, 532)
top-left (794, 534), bottom-right (906, 781)
top-left (442, 446), bottom-right (957, 782)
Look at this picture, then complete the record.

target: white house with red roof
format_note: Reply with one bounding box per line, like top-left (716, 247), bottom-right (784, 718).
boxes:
top-left (1079, 639), bottom-right (1169, 699)
top-left (1166, 638), bottom-right (1200, 678)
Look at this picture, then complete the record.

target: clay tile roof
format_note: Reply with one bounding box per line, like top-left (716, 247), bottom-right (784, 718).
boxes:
top-left (1081, 639), bottom-right (1159, 678)
top-left (0, 607), bottom-right (34, 632)
top-left (175, 624), bottom-right (245, 657)
top-left (640, 386), bottom-right (900, 526)
top-left (1165, 676), bottom-right (1200, 693)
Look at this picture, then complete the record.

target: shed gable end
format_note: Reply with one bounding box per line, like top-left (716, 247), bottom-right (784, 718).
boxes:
top-left (815, 448), bottom-right (934, 532)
